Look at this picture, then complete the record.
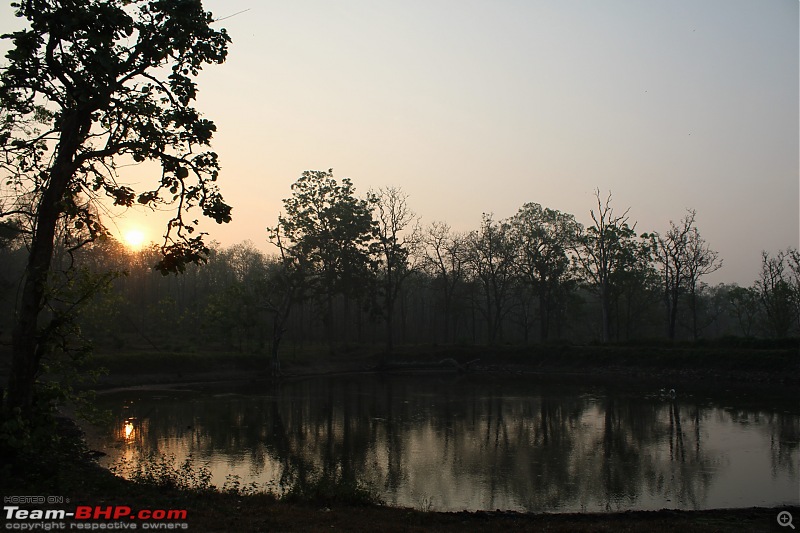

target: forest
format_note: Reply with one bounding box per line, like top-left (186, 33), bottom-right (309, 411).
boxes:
top-left (1, 169), bottom-right (797, 370)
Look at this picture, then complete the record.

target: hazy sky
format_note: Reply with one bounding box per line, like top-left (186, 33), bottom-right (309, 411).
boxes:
top-left (2, 1), bottom-right (798, 285)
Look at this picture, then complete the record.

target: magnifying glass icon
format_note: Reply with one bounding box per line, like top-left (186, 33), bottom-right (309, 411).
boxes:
top-left (778, 511), bottom-right (795, 529)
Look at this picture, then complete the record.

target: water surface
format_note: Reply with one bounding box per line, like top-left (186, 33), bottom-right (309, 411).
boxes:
top-left (94, 375), bottom-right (799, 512)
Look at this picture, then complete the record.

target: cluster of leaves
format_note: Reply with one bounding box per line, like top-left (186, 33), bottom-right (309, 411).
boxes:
top-left (0, 404), bottom-right (90, 491)
top-left (0, 405), bottom-right (57, 464)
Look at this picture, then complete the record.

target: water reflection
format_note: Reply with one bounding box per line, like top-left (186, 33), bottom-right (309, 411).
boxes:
top-left (123, 420), bottom-right (134, 441)
top-left (98, 377), bottom-right (799, 512)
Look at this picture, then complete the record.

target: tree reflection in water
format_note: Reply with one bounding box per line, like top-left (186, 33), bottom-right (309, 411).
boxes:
top-left (100, 376), bottom-right (799, 512)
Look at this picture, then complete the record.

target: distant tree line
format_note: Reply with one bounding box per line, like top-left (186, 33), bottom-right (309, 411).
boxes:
top-left (0, 170), bottom-right (798, 363)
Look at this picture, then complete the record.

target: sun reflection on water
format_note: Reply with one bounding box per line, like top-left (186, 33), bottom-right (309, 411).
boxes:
top-left (123, 420), bottom-right (135, 441)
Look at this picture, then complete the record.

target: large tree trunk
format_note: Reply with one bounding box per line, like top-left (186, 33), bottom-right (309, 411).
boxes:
top-left (7, 111), bottom-right (86, 413)
top-left (8, 247), bottom-right (52, 412)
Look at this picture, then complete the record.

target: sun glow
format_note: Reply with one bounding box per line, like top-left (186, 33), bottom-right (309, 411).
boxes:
top-left (124, 229), bottom-right (146, 250)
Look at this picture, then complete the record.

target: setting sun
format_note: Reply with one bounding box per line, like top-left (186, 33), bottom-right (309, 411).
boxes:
top-left (124, 229), bottom-right (145, 250)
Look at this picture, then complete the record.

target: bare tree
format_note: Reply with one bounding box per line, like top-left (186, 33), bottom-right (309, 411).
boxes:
top-left (788, 248), bottom-right (800, 333)
top-left (684, 226), bottom-right (722, 339)
top-left (652, 211), bottom-right (694, 340)
top-left (466, 213), bottom-right (516, 344)
top-left (420, 221), bottom-right (467, 343)
top-left (652, 210), bottom-right (721, 340)
top-left (372, 186), bottom-right (419, 352)
top-left (755, 249), bottom-right (799, 337)
top-left (574, 191), bottom-right (637, 343)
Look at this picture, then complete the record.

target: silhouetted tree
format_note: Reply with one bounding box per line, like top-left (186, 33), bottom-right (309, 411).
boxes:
top-left (272, 170), bottom-right (375, 349)
top-left (607, 236), bottom-right (659, 340)
top-left (727, 285), bottom-right (760, 337)
top-left (466, 213), bottom-right (516, 344)
top-left (510, 203), bottom-right (581, 341)
top-left (651, 211), bottom-right (693, 340)
top-left (651, 210), bottom-right (721, 339)
top-left (265, 221), bottom-right (306, 374)
top-left (420, 221), bottom-right (468, 343)
top-left (1, 0), bottom-right (231, 413)
top-left (574, 191), bottom-right (638, 342)
top-left (372, 187), bottom-right (418, 352)
top-left (788, 248), bottom-right (800, 333)
top-left (684, 226), bottom-right (722, 339)
top-left (756, 249), bottom-right (799, 337)
top-left (201, 242), bottom-right (268, 351)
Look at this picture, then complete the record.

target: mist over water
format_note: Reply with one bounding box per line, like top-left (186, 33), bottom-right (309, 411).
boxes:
top-left (97, 376), bottom-right (799, 512)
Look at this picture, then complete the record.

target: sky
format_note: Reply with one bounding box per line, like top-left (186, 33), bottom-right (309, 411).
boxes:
top-left (2, 0), bottom-right (798, 285)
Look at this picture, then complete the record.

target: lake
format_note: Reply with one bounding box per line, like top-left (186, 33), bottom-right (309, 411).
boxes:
top-left (93, 374), bottom-right (799, 512)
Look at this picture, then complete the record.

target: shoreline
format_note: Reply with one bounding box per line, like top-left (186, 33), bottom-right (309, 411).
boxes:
top-left (85, 342), bottom-right (799, 397)
top-left (89, 340), bottom-right (799, 380)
